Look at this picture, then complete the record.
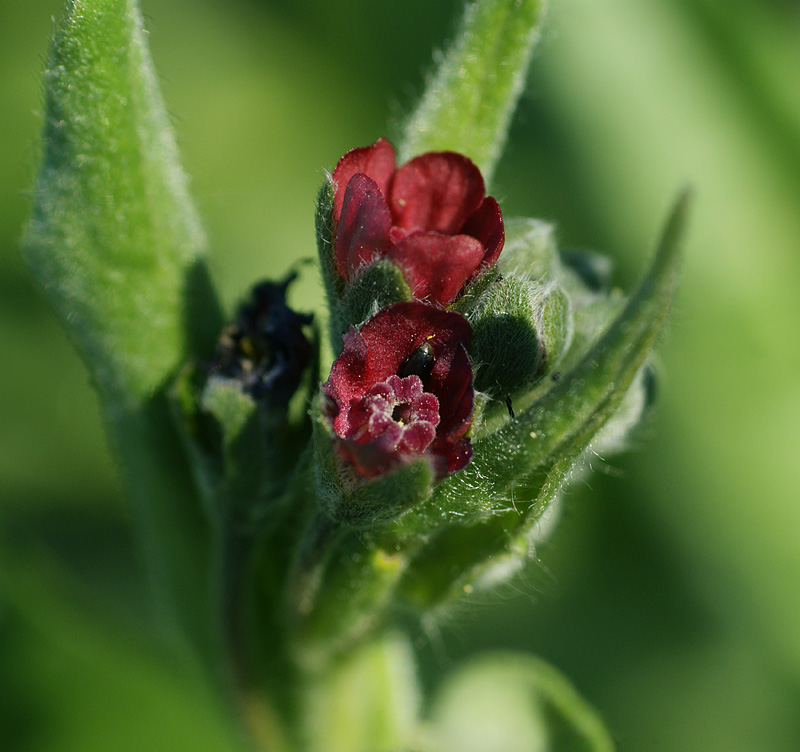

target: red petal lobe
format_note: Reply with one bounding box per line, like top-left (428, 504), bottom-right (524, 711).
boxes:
top-left (332, 138), bottom-right (396, 221)
top-left (386, 232), bottom-right (485, 306)
top-left (334, 174), bottom-right (393, 281)
top-left (390, 152), bottom-right (485, 234)
top-left (461, 196), bottom-right (505, 268)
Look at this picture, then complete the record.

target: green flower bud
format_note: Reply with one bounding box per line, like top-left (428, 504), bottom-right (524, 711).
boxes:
top-left (467, 275), bottom-right (544, 396)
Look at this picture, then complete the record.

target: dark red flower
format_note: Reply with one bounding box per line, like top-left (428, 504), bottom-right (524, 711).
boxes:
top-left (323, 302), bottom-right (474, 478)
top-left (331, 138), bottom-right (504, 306)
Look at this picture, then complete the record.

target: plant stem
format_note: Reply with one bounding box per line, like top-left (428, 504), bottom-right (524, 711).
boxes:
top-left (218, 522), bottom-right (292, 752)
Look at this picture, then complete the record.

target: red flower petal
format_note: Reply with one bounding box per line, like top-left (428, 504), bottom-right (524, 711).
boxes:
top-left (426, 340), bottom-right (473, 439)
top-left (332, 137), bottom-right (396, 221)
top-left (334, 436), bottom-right (396, 478)
top-left (431, 436), bottom-right (473, 475)
top-left (332, 303), bottom-right (471, 395)
top-left (334, 174), bottom-right (393, 281)
top-left (389, 152), bottom-right (485, 235)
top-left (461, 196), bottom-right (505, 268)
top-left (386, 232), bottom-right (485, 306)
top-left (398, 421), bottom-right (437, 454)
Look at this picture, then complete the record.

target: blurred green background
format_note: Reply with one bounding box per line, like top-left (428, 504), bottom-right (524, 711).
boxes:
top-left (2, 0), bottom-right (800, 749)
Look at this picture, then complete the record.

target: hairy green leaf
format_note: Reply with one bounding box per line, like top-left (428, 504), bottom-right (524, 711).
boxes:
top-left (398, 0), bottom-right (545, 185)
top-left (23, 0), bottom-right (221, 656)
top-left (25, 0), bottom-right (220, 403)
top-left (426, 191), bottom-right (689, 521)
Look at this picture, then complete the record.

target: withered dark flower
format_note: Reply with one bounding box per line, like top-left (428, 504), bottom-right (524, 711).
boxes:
top-left (210, 273), bottom-right (313, 405)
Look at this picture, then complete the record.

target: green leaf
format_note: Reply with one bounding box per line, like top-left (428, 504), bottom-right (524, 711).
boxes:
top-left (304, 634), bottom-right (421, 752)
top-left (25, 0), bottom-right (220, 405)
top-left (395, 456), bottom-right (570, 608)
top-left (398, 0), bottom-right (545, 185)
top-left (425, 653), bottom-right (614, 752)
top-left (23, 0), bottom-right (220, 657)
top-left (425, 190), bottom-right (689, 520)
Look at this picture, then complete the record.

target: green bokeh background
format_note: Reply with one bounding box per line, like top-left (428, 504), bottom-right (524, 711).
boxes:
top-left (2, 0), bottom-right (800, 749)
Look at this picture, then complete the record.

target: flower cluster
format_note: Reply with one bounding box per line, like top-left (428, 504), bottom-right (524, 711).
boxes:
top-left (322, 139), bottom-right (506, 478)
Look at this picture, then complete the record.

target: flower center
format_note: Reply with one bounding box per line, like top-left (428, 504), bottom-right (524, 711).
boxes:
top-left (355, 374), bottom-right (440, 454)
top-left (391, 402), bottom-right (412, 424)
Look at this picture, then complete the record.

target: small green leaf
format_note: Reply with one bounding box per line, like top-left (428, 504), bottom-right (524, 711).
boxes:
top-left (398, 0), bottom-right (545, 185)
top-left (200, 379), bottom-right (267, 523)
top-left (304, 634), bottom-right (421, 752)
top-left (202, 379), bottom-right (258, 447)
top-left (425, 653), bottom-right (615, 752)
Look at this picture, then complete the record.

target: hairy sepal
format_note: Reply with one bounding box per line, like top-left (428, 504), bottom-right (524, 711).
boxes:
top-left (466, 275), bottom-right (544, 397)
top-left (342, 261), bottom-right (413, 332)
top-left (498, 217), bottom-right (560, 281)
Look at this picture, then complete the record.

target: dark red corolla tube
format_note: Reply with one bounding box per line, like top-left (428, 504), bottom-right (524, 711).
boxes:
top-left (331, 138), bottom-right (504, 306)
top-left (323, 302), bottom-right (474, 478)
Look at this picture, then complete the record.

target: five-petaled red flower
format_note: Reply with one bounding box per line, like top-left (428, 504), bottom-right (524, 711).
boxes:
top-left (323, 302), bottom-right (474, 478)
top-left (332, 138), bottom-right (504, 307)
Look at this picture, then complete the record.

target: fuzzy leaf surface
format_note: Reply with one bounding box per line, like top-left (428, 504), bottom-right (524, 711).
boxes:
top-left (23, 0), bottom-right (220, 654)
top-left (25, 0), bottom-right (219, 404)
top-left (398, 0), bottom-right (545, 185)
top-left (412, 191), bottom-right (689, 527)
